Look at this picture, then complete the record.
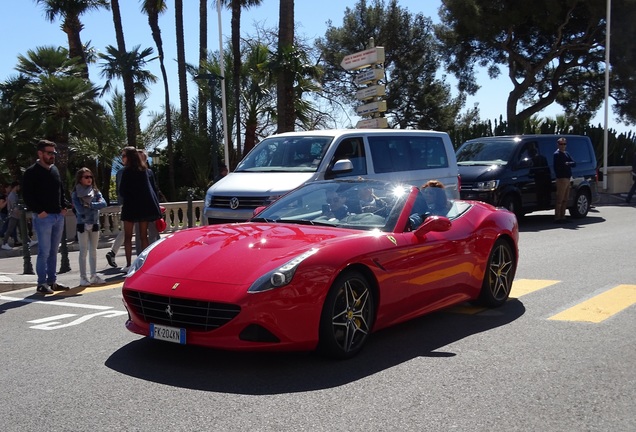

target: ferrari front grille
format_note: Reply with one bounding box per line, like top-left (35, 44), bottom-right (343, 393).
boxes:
top-left (123, 289), bottom-right (241, 332)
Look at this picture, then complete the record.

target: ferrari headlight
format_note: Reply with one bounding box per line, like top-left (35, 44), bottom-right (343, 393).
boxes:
top-left (126, 236), bottom-right (167, 278)
top-left (474, 180), bottom-right (499, 191)
top-left (248, 248), bottom-right (318, 293)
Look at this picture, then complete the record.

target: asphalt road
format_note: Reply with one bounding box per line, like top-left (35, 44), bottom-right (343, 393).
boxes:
top-left (0, 203), bottom-right (634, 432)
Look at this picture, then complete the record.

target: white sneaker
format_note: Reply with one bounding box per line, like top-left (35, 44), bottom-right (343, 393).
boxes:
top-left (90, 275), bottom-right (106, 285)
top-left (79, 277), bottom-right (91, 287)
top-left (28, 240), bottom-right (38, 247)
top-left (1, 244), bottom-right (12, 250)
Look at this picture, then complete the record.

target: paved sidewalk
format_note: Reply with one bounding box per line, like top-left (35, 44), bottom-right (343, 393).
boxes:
top-left (0, 235), bottom-right (129, 294)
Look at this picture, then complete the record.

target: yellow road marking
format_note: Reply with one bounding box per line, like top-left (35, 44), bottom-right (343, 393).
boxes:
top-left (510, 279), bottom-right (560, 298)
top-left (54, 281), bottom-right (124, 297)
top-left (548, 284), bottom-right (636, 323)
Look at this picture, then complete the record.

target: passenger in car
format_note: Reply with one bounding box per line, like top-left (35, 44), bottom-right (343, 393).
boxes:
top-left (356, 185), bottom-right (387, 213)
top-left (421, 180), bottom-right (451, 216)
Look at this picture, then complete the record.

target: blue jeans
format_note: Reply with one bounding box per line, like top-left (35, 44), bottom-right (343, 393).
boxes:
top-left (32, 213), bottom-right (65, 285)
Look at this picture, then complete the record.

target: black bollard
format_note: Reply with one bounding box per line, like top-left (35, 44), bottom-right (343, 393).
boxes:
top-left (187, 189), bottom-right (194, 228)
top-left (58, 217), bottom-right (71, 273)
top-left (19, 204), bottom-right (34, 275)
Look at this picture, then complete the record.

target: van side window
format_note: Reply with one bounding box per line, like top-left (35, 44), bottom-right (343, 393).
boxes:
top-left (369, 136), bottom-right (448, 173)
top-left (330, 138), bottom-right (367, 178)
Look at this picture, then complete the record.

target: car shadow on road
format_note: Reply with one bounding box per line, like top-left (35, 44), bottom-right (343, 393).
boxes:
top-left (105, 299), bottom-right (525, 395)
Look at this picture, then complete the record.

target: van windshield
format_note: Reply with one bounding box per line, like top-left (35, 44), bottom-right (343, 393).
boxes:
top-left (235, 136), bottom-right (333, 172)
top-left (456, 140), bottom-right (516, 166)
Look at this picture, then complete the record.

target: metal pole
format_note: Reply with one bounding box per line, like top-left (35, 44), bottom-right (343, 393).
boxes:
top-left (602, 0), bottom-right (611, 191)
top-left (19, 204), bottom-right (33, 274)
top-left (217, 1), bottom-right (230, 170)
top-left (58, 215), bottom-right (71, 273)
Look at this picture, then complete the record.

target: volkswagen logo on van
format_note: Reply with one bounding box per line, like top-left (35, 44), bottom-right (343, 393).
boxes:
top-left (230, 197), bottom-right (240, 209)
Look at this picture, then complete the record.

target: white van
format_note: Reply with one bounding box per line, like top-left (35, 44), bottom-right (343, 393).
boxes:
top-left (203, 129), bottom-right (459, 224)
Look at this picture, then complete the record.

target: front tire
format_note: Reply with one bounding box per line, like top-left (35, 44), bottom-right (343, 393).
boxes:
top-left (475, 239), bottom-right (516, 307)
top-left (318, 270), bottom-right (375, 359)
top-left (499, 194), bottom-right (523, 219)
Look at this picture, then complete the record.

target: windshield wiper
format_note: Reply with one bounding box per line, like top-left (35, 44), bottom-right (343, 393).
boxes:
top-left (278, 218), bottom-right (335, 227)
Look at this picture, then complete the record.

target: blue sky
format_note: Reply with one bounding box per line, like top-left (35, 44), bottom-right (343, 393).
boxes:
top-left (0, 0), bottom-right (626, 135)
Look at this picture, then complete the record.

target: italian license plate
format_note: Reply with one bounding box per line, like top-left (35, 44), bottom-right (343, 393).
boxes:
top-left (150, 323), bottom-right (186, 344)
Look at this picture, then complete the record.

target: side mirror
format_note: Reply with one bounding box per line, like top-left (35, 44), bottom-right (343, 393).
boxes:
top-left (325, 159), bottom-right (354, 179)
top-left (413, 215), bottom-right (451, 239)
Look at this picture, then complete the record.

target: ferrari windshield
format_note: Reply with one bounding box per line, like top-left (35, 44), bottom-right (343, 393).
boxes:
top-left (235, 135), bottom-right (333, 172)
top-left (251, 180), bottom-right (411, 232)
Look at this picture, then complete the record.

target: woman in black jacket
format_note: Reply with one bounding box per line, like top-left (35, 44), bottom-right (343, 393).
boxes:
top-left (119, 146), bottom-right (161, 270)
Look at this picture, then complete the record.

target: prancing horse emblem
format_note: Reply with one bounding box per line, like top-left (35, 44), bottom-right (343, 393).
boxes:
top-left (230, 197), bottom-right (240, 210)
top-left (165, 305), bottom-right (174, 319)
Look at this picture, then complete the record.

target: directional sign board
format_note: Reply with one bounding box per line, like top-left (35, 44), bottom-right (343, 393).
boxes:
top-left (356, 117), bottom-right (388, 129)
top-left (354, 68), bottom-right (385, 86)
top-left (356, 100), bottom-right (387, 116)
top-left (341, 47), bottom-right (385, 71)
top-left (356, 84), bottom-right (386, 101)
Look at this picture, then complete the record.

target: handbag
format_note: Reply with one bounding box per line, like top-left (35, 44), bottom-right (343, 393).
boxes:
top-left (155, 206), bottom-right (167, 232)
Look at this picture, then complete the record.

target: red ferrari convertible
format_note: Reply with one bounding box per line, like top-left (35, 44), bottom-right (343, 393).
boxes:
top-left (122, 179), bottom-right (518, 359)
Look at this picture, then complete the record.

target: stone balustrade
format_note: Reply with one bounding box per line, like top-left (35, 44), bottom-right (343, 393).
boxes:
top-left (24, 200), bottom-right (205, 243)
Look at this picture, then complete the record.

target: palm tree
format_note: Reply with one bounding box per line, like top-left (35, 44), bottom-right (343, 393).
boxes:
top-left (217, 0), bottom-right (263, 157)
top-left (0, 77), bottom-right (33, 180)
top-left (108, 0), bottom-right (138, 148)
top-left (21, 74), bottom-right (105, 181)
top-left (98, 44), bottom-right (158, 151)
top-left (34, 0), bottom-right (109, 79)
top-left (241, 41), bottom-right (275, 154)
top-left (276, 0), bottom-right (295, 133)
top-left (175, 0), bottom-right (189, 128)
top-left (98, 45), bottom-right (157, 98)
top-left (15, 45), bottom-right (84, 79)
top-left (14, 45), bottom-right (101, 181)
top-left (141, 0), bottom-right (175, 200)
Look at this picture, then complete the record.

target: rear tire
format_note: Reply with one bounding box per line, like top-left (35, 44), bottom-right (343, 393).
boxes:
top-left (475, 239), bottom-right (516, 307)
top-left (318, 270), bottom-right (375, 359)
top-left (569, 189), bottom-right (590, 218)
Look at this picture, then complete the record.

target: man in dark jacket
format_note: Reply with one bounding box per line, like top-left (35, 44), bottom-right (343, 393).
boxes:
top-left (22, 140), bottom-right (70, 294)
top-left (553, 137), bottom-right (576, 223)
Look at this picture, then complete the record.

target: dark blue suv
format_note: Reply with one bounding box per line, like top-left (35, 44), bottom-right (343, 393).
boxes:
top-left (456, 134), bottom-right (599, 218)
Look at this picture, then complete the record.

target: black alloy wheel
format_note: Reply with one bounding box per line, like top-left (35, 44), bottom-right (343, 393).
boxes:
top-left (318, 270), bottom-right (375, 359)
top-left (476, 238), bottom-right (516, 307)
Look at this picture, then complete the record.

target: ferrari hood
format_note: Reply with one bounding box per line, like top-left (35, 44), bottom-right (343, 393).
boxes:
top-left (141, 223), bottom-right (351, 284)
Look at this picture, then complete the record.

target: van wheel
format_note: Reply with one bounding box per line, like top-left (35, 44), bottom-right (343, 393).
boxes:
top-left (569, 189), bottom-right (590, 218)
top-left (500, 194), bottom-right (523, 219)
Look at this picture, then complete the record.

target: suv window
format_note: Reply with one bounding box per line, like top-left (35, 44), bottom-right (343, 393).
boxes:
top-left (369, 136), bottom-right (448, 173)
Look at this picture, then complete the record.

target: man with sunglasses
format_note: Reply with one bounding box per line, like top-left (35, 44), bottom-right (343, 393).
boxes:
top-left (553, 137), bottom-right (576, 224)
top-left (22, 140), bottom-right (71, 294)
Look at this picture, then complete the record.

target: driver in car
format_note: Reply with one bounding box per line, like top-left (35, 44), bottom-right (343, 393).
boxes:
top-left (323, 190), bottom-right (349, 219)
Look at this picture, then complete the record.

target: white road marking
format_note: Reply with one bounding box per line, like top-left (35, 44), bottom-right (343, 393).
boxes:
top-left (0, 295), bottom-right (112, 310)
